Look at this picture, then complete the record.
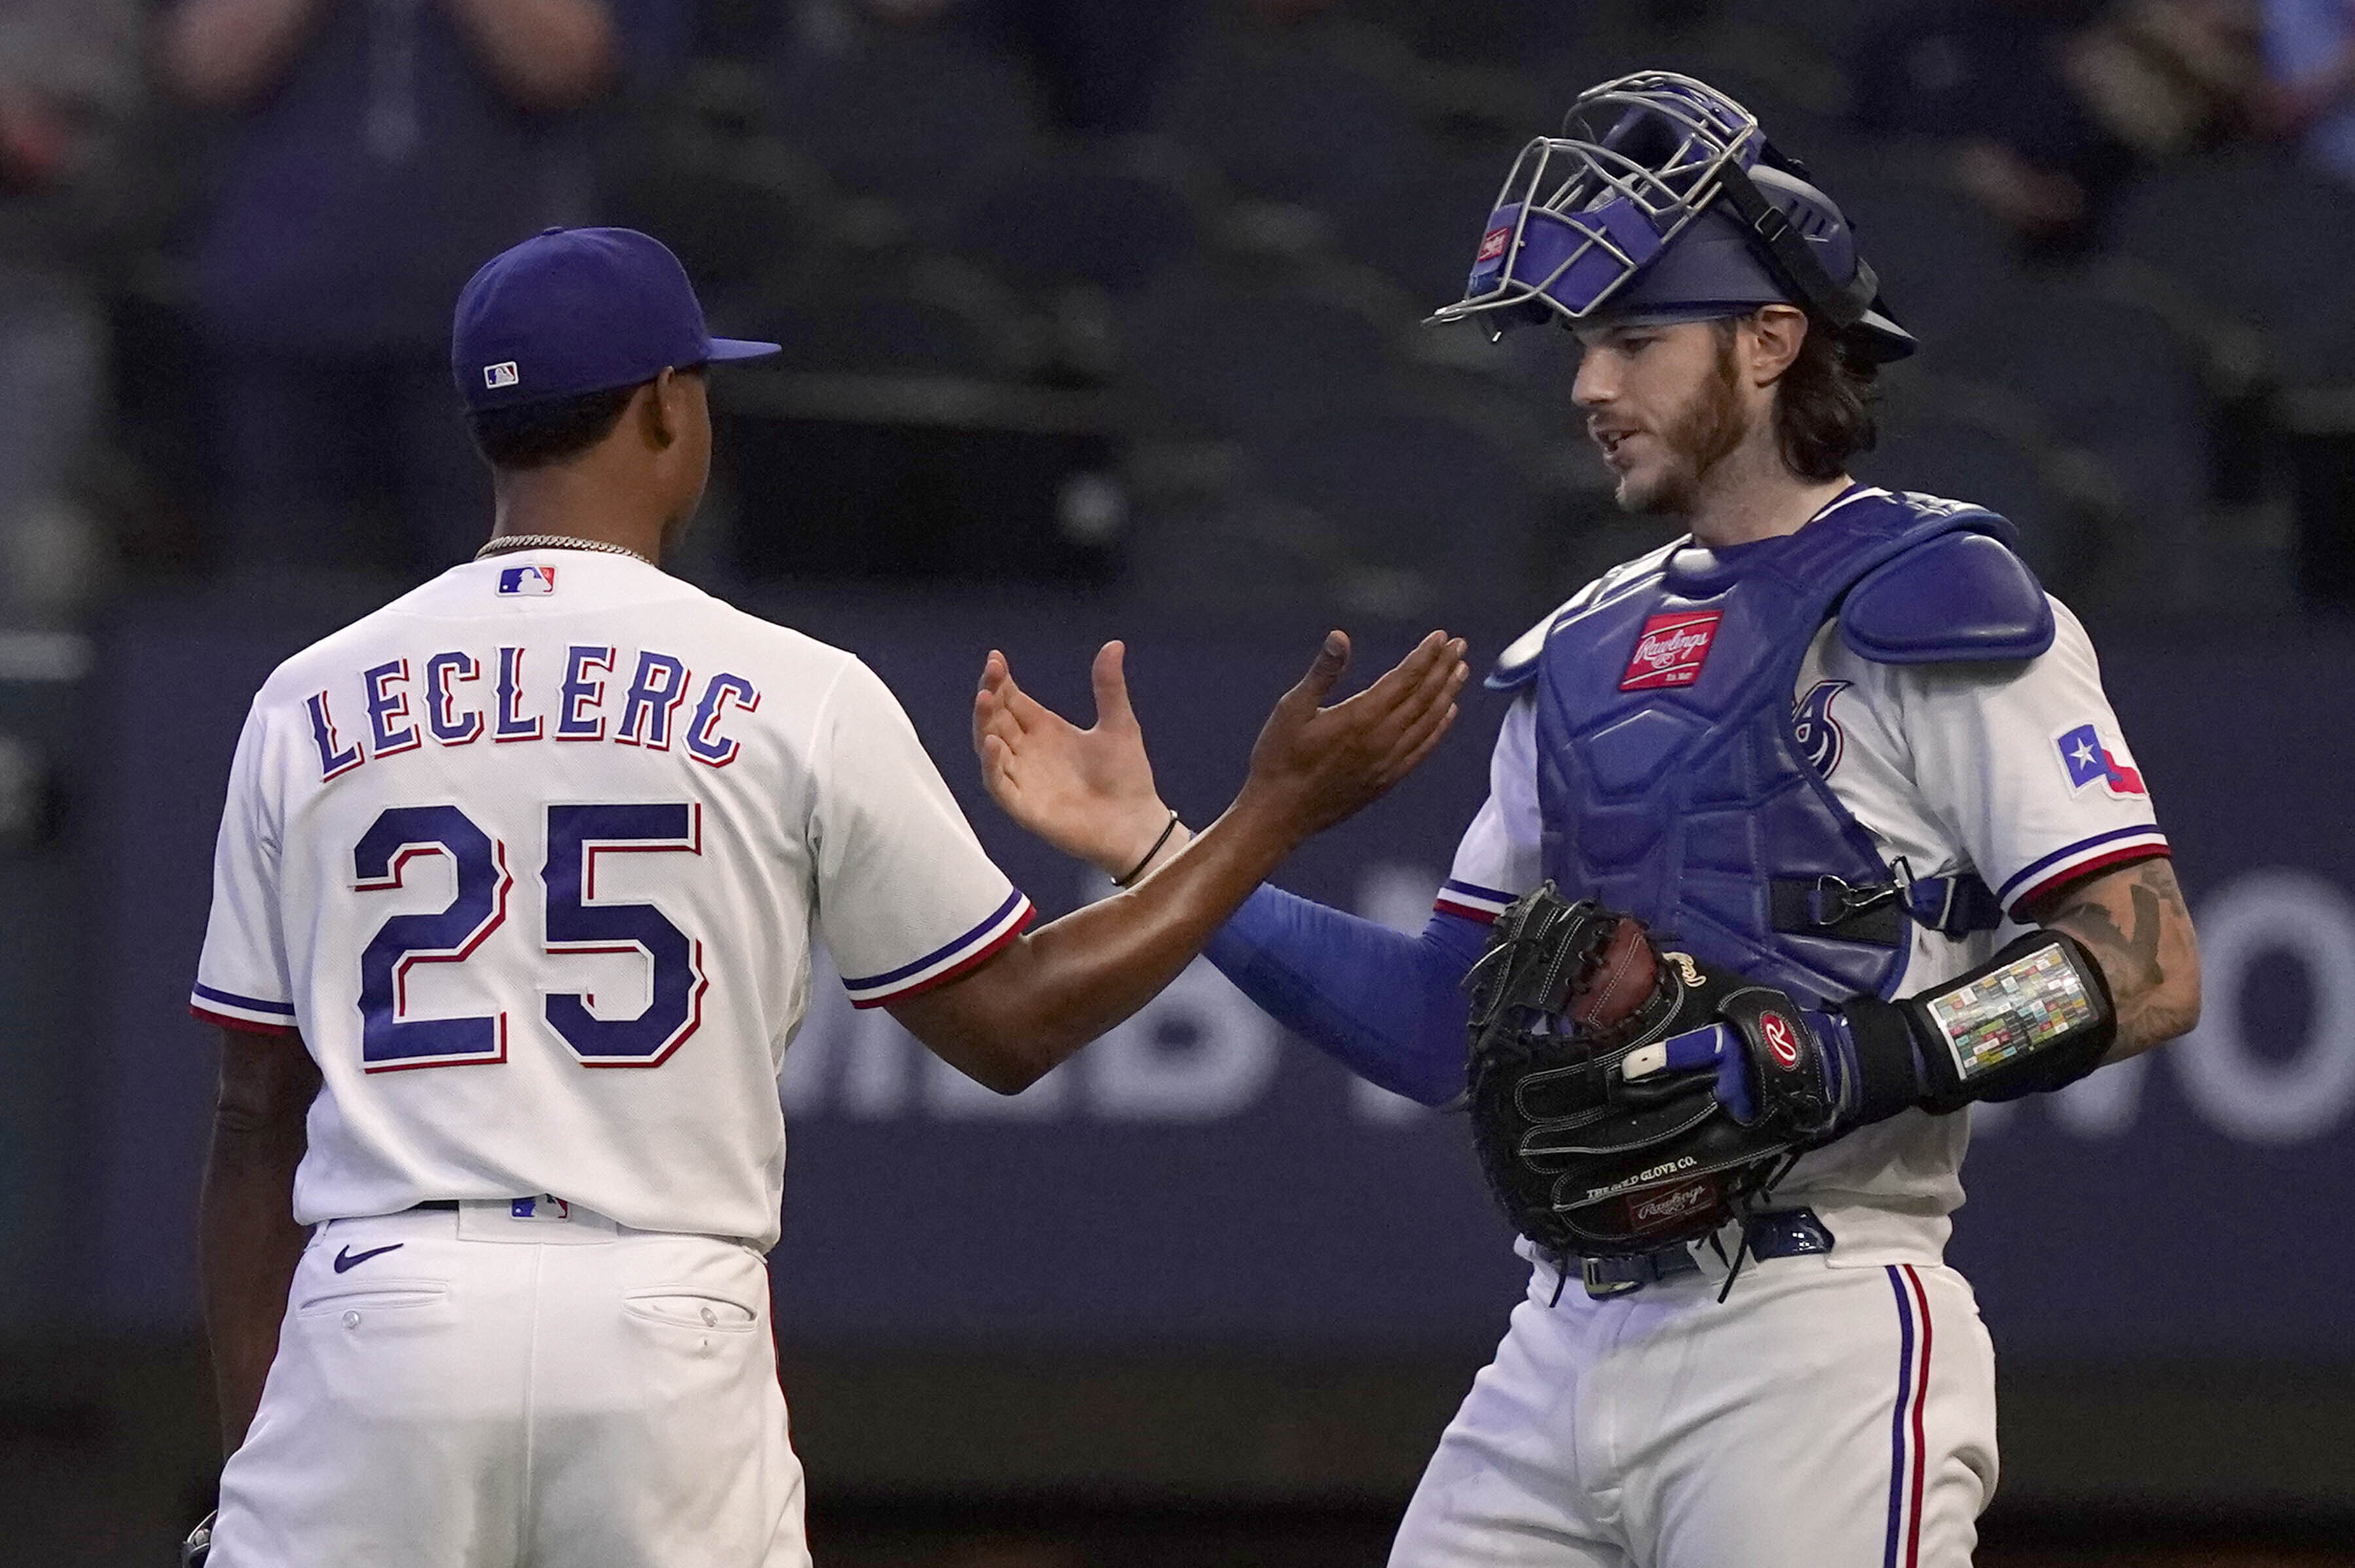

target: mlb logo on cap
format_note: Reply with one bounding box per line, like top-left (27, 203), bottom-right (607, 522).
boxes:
top-left (498, 565), bottom-right (557, 596)
top-left (452, 227), bottom-right (778, 411)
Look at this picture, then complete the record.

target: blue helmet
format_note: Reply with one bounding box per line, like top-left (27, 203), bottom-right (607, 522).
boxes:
top-left (1427, 71), bottom-right (1915, 362)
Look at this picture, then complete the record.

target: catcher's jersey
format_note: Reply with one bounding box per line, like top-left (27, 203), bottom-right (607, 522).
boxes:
top-left (192, 551), bottom-right (1030, 1249)
top-left (1442, 582), bottom-right (2167, 1259)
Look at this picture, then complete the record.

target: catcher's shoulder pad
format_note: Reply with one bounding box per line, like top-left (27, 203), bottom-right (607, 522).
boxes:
top-left (1488, 595), bottom-right (1580, 693)
top-left (1837, 529), bottom-right (2055, 666)
top-left (1488, 542), bottom-right (1686, 691)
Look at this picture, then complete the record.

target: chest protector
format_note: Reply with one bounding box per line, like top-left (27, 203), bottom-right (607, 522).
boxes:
top-left (1504, 488), bottom-right (2053, 1006)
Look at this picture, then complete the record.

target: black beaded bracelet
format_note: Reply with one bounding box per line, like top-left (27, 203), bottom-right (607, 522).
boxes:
top-left (1113, 810), bottom-right (1183, 888)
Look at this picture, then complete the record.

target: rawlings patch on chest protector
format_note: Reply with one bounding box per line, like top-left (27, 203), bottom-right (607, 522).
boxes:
top-left (1619, 610), bottom-right (1722, 691)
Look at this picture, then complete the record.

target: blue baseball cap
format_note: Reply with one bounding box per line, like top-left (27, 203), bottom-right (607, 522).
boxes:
top-left (452, 226), bottom-right (778, 411)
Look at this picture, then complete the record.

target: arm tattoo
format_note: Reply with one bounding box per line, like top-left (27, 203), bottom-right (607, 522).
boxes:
top-left (2046, 860), bottom-right (2199, 1054)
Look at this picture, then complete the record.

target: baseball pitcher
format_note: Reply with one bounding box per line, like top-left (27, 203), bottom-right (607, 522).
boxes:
top-left (184, 226), bottom-right (1467, 1565)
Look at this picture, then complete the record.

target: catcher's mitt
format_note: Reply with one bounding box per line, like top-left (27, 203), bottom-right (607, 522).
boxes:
top-left (1463, 882), bottom-right (1839, 1261)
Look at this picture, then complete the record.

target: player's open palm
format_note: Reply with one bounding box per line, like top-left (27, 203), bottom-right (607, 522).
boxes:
top-left (975, 640), bottom-right (1171, 874)
top-left (1241, 630), bottom-right (1469, 843)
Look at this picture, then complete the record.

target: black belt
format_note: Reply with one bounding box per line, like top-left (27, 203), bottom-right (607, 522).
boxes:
top-left (1574, 1208), bottom-right (1835, 1300)
top-left (411, 1200), bottom-right (461, 1211)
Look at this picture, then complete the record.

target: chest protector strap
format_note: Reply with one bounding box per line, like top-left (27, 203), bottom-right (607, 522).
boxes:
top-left (1768, 867), bottom-right (2004, 947)
top-left (1527, 489), bottom-right (2042, 1006)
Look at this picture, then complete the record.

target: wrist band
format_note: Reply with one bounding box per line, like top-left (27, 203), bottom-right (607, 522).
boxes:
top-left (1114, 810), bottom-right (1183, 888)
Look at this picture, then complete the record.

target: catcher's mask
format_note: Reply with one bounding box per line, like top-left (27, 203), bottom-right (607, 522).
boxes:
top-left (1426, 71), bottom-right (1915, 362)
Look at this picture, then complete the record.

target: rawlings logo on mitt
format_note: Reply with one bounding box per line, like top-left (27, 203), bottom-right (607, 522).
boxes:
top-left (1462, 883), bottom-right (1836, 1260)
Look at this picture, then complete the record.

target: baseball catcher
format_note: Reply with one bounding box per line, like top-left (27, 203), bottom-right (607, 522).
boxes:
top-left (973, 65), bottom-right (2199, 1568)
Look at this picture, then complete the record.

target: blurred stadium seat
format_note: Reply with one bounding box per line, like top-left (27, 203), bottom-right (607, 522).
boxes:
top-left (1118, 272), bottom-right (1399, 436)
top-left (1817, 157), bottom-right (2025, 354)
top-left (772, 24), bottom-right (1038, 217)
top-left (947, 147), bottom-right (1206, 296)
top-left (1153, 15), bottom-right (1432, 210)
top-left (1240, 402), bottom-right (1535, 612)
top-left (602, 66), bottom-right (837, 301)
top-left (2108, 151), bottom-right (2355, 386)
top-left (1858, 383), bottom-right (2120, 599)
top-left (748, 281), bottom-right (1029, 380)
top-left (1944, 280), bottom-right (2211, 544)
top-left (1333, 154), bottom-right (1507, 313)
top-left (1347, 0), bottom-right (1561, 68)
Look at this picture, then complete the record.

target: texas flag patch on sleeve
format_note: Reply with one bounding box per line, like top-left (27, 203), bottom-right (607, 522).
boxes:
top-left (497, 565), bottom-right (557, 597)
top-left (2055, 722), bottom-right (2145, 797)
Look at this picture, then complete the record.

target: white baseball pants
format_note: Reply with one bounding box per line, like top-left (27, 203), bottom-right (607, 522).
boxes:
top-left (1390, 1253), bottom-right (1998, 1568)
top-left (210, 1202), bottom-right (808, 1568)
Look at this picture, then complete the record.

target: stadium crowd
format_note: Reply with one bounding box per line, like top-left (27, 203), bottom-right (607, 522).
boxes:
top-left (3, 0), bottom-right (2353, 630)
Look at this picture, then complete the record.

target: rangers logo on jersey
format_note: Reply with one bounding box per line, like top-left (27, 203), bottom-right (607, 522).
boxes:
top-left (2055, 722), bottom-right (2145, 797)
top-left (1792, 679), bottom-right (1849, 776)
top-left (498, 565), bottom-right (557, 597)
top-left (1620, 610), bottom-right (1722, 691)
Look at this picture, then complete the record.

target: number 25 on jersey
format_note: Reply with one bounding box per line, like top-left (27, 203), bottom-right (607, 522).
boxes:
top-left (354, 802), bottom-right (707, 1072)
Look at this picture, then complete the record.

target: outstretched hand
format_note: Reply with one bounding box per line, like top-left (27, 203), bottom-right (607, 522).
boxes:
top-left (1236, 629), bottom-right (1468, 846)
top-left (977, 631), bottom-right (1469, 878)
top-left (975, 640), bottom-right (1172, 877)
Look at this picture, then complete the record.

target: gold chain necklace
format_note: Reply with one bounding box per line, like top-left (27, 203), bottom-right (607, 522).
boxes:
top-left (474, 534), bottom-right (653, 566)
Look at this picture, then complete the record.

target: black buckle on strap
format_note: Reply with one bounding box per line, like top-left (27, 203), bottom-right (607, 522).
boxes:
top-left (1771, 869), bottom-right (2004, 947)
top-left (1771, 875), bottom-right (1906, 947)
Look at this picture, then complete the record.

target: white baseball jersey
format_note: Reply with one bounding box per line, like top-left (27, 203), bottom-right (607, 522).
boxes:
top-left (192, 550), bottom-right (1031, 1249)
top-left (1435, 519), bottom-right (2169, 1264)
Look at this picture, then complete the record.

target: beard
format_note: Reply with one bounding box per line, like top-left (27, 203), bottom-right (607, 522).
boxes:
top-left (1613, 331), bottom-right (1751, 517)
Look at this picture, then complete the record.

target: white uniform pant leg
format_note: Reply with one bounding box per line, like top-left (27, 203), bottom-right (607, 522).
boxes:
top-left (1613, 1259), bottom-right (1998, 1568)
top-left (209, 1209), bottom-right (809, 1568)
top-left (1388, 1293), bottom-right (1631, 1568)
top-left (525, 1232), bottom-right (807, 1568)
top-left (1391, 1258), bottom-right (1995, 1568)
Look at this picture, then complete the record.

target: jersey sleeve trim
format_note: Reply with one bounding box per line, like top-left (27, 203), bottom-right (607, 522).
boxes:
top-left (190, 982), bottom-right (298, 1030)
top-left (190, 987), bottom-right (300, 1037)
top-left (842, 890), bottom-right (1035, 1009)
top-left (1433, 879), bottom-right (1516, 924)
top-left (1997, 826), bottom-right (2171, 915)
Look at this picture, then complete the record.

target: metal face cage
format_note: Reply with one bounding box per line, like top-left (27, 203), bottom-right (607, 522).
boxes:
top-left (1429, 71), bottom-right (1766, 334)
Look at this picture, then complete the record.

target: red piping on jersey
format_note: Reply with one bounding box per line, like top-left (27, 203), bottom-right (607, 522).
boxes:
top-left (849, 903), bottom-right (1036, 1009)
top-left (2008, 845), bottom-right (2171, 920)
top-left (190, 1003), bottom-right (300, 1037)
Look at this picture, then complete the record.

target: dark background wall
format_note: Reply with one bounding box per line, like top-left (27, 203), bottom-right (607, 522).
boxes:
top-left (7, 593), bottom-right (2352, 1561)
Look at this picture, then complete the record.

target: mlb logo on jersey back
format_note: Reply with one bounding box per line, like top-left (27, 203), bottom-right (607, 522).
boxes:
top-left (483, 361), bottom-right (519, 389)
top-left (498, 565), bottom-right (557, 597)
top-left (1620, 611), bottom-right (1722, 691)
top-left (2055, 722), bottom-right (2145, 797)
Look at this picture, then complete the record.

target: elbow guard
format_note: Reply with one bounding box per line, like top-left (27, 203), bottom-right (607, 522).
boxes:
top-left (1839, 930), bottom-right (2118, 1117)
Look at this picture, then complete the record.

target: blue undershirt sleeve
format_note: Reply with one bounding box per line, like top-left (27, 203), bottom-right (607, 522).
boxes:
top-left (1204, 884), bottom-right (1492, 1107)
